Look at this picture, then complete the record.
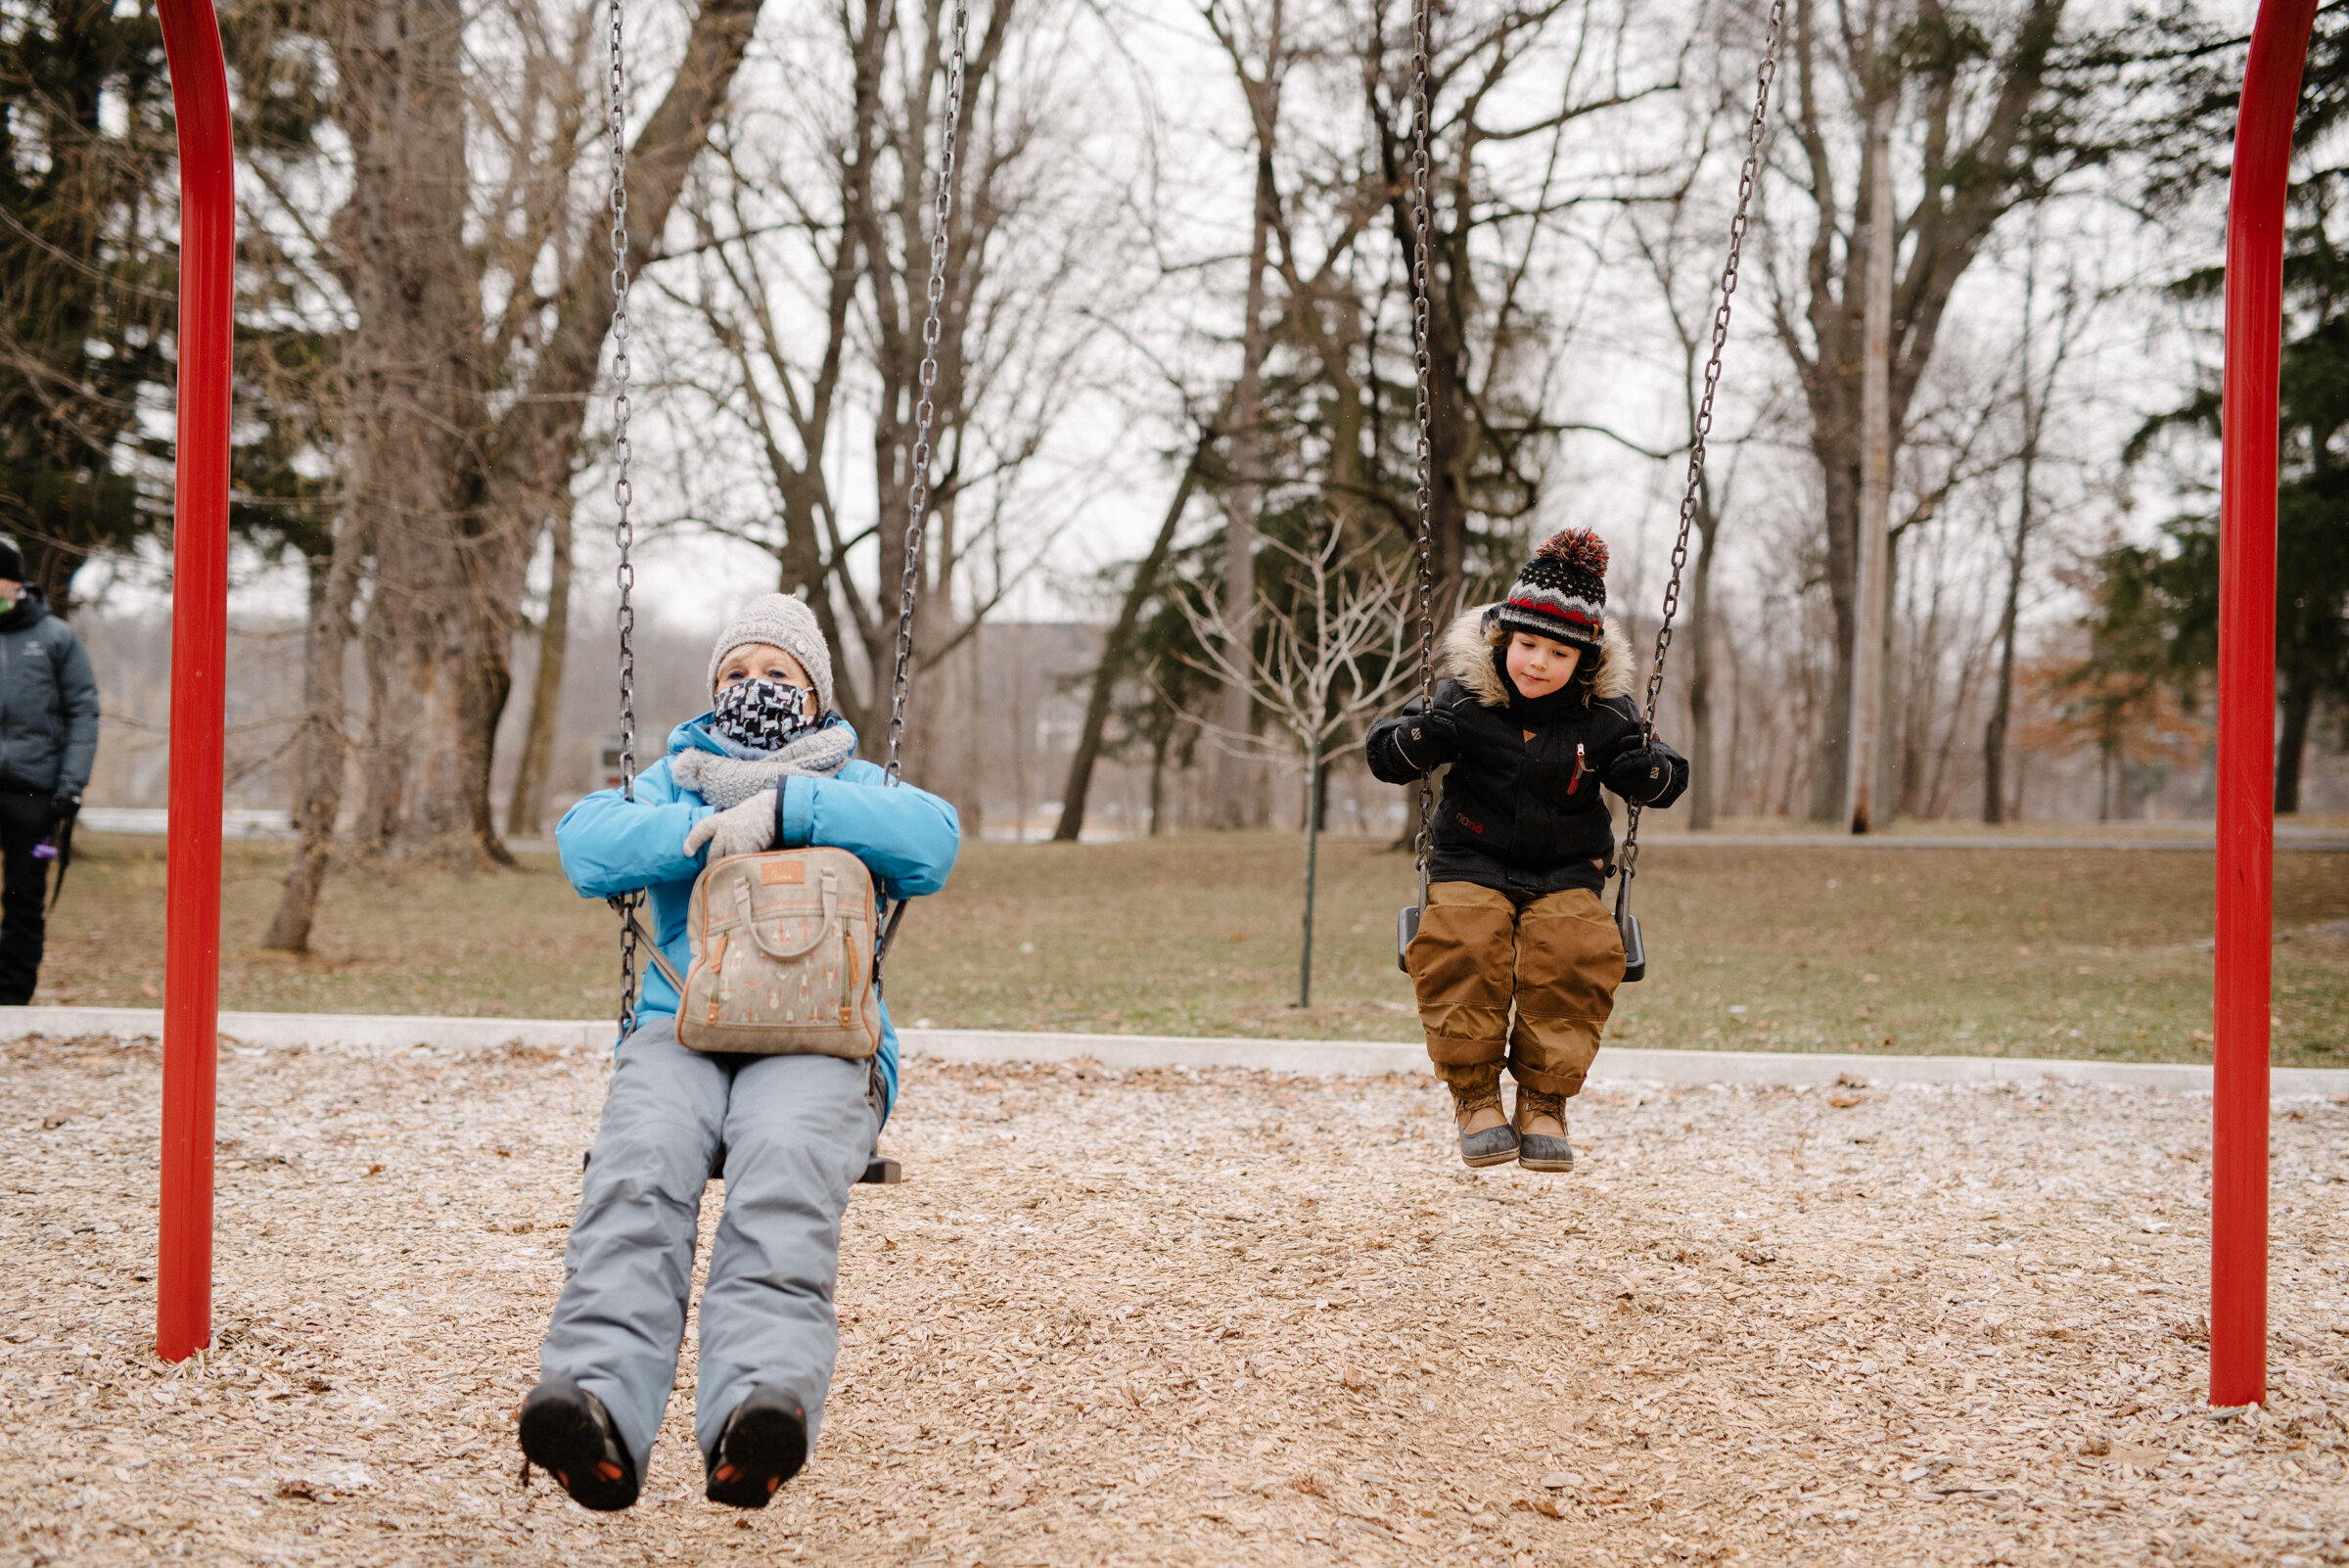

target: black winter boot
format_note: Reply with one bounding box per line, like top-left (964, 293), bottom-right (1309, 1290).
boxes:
top-left (706, 1385), bottom-right (809, 1508)
top-left (1513, 1086), bottom-right (1574, 1172)
top-left (519, 1378), bottom-right (638, 1511)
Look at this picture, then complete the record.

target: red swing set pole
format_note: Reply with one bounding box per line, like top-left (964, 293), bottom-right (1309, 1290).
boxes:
top-left (2212, 0), bottom-right (2317, 1410)
top-left (154, 0), bottom-right (236, 1364)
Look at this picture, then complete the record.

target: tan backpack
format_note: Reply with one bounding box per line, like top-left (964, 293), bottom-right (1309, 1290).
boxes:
top-left (639, 848), bottom-right (884, 1058)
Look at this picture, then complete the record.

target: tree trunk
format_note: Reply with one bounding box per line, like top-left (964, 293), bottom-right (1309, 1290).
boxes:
top-left (1296, 750), bottom-right (1319, 1008)
top-left (505, 500), bottom-right (574, 840)
top-left (1808, 436), bottom-right (1862, 822)
top-left (330, 0), bottom-right (763, 866)
top-left (1147, 723), bottom-right (1171, 837)
top-left (2277, 671), bottom-right (2316, 814)
top-left (961, 616), bottom-right (985, 840)
top-left (1686, 502), bottom-right (1719, 830)
top-left (1055, 431), bottom-right (1210, 841)
top-left (331, 0), bottom-right (485, 863)
top-left (265, 517), bottom-right (368, 951)
top-left (1983, 474), bottom-right (2032, 825)
top-left (1873, 524), bottom-right (1901, 826)
top-left (1212, 104), bottom-right (1279, 831)
top-left (1009, 624), bottom-right (1029, 840)
top-left (1846, 89), bottom-right (1896, 834)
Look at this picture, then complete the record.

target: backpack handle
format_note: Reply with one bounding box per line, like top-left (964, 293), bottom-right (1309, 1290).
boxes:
top-left (733, 867), bottom-right (842, 962)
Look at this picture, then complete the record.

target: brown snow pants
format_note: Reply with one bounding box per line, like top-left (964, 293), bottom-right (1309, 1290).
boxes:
top-left (1405, 881), bottom-right (1625, 1100)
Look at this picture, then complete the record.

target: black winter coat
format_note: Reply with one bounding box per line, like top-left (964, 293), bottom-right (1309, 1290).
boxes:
top-left (1365, 608), bottom-right (1687, 896)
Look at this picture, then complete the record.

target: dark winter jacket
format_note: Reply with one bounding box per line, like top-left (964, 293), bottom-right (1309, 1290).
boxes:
top-left (1365, 607), bottom-right (1687, 896)
top-left (0, 587), bottom-right (99, 796)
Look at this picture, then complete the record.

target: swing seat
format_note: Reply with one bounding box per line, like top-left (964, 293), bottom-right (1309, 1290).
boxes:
top-left (858, 1157), bottom-right (902, 1184)
top-left (1618, 909), bottom-right (1646, 985)
top-left (1396, 904), bottom-right (1420, 972)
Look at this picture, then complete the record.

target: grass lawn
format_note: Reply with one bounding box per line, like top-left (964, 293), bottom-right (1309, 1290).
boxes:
top-left (34, 829), bottom-right (2349, 1068)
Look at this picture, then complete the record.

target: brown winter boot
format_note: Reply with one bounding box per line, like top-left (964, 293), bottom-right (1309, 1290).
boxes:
top-left (1449, 1075), bottom-right (1521, 1169)
top-left (1513, 1086), bottom-right (1574, 1173)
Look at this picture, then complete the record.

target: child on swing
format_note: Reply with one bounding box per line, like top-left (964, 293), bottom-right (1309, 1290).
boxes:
top-left (1367, 530), bottom-right (1686, 1172)
top-left (518, 594), bottom-right (958, 1511)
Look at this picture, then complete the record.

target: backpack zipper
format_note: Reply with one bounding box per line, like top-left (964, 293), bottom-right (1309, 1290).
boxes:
top-left (1568, 742), bottom-right (1588, 795)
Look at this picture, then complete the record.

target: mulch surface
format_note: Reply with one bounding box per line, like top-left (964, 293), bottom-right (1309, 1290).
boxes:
top-left (4, 1032), bottom-right (2345, 1566)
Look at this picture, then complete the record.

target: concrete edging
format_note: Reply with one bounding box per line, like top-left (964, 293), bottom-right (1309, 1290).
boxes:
top-left (0, 1006), bottom-right (609, 1054)
top-left (2, 1006), bottom-right (2342, 1097)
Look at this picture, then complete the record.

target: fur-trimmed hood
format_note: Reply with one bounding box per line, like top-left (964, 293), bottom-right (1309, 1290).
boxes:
top-left (1436, 604), bottom-right (1635, 709)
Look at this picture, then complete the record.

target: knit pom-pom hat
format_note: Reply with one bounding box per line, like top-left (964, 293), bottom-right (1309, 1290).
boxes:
top-left (706, 592), bottom-right (837, 715)
top-left (1490, 528), bottom-right (1608, 651)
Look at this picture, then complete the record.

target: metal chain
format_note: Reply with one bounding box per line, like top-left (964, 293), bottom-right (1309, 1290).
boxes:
top-left (1618, 0), bottom-right (1784, 889)
top-left (883, 0), bottom-right (971, 784)
top-left (606, 0), bottom-right (642, 1039)
top-left (1407, 0), bottom-right (1435, 902)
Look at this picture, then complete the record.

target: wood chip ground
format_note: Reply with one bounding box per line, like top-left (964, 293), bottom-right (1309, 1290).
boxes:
top-left (4, 1033), bottom-right (2346, 1566)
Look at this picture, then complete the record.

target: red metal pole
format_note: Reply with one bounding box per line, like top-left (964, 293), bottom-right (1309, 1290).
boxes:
top-left (155, 0), bottom-right (235, 1364)
top-left (2213, 0), bottom-right (2316, 1410)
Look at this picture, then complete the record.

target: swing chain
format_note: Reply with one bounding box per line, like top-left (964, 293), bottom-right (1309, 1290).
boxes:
top-left (607, 0), bottom-right (642, 1039)
top-left (1618, 0), bottom-right (1783, 891)
top-left (884, 0), bottom-right (971, 785)
top-left (1406, 0), bottom-right (1435, 903)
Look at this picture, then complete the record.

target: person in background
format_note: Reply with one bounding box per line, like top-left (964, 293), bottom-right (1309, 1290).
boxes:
top-left (0, 539), bottom-right (96, 1006)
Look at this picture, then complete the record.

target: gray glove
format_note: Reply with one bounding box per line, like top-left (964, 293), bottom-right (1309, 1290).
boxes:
top-left (682, 789), bottom-right (779, 861)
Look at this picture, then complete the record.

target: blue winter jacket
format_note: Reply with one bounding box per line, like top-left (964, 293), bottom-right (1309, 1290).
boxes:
top-left (555, 714), bottom-right (960, 1115)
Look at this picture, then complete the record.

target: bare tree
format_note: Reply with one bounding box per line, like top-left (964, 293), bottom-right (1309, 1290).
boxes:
top-left (1177, 524), bottom-right (1415, 1005)
top-left (1365, 0), bottom-right (1675, 609)
top-left (263, 0), bottom-right (763, 951)
top-left (668, 0), bottom-right (1106, 761)
top-left (1983, 240), bottom-right (2094, 822)
top-left (1200, 0), bottom-right (1290, 829)
top-left (1768, 0), bottom-right (2096, 820)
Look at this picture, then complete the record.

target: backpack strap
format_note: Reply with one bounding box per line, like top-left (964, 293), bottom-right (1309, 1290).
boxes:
top-left (619, 902), bottom-right (687, 994)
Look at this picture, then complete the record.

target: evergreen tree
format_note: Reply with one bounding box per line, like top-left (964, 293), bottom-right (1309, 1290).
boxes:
top-left (2115, 4), bottom-right (2349, 811)
top-left (0, 0), bottom-right (178, 608)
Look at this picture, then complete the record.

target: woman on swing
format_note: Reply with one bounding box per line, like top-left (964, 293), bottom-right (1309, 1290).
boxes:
top-left (1367, 530), bottom-right (1687, 1171)
top-left (518, 595), bottom-right (958, 1511)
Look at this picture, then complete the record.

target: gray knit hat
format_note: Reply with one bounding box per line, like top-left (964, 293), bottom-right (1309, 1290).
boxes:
top-left (707, 592), bottom-right (836, 715)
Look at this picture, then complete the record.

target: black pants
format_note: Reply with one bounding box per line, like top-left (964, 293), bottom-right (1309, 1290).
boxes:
top-left (0, 791), bottom-right (55, 1005)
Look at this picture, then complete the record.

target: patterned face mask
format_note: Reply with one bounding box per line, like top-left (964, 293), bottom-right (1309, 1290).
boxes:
top-left (712, 676), bottom-right (814, 753)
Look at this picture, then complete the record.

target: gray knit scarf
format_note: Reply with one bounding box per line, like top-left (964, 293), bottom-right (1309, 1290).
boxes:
top-left (670, 724), bottom-right (854, 807)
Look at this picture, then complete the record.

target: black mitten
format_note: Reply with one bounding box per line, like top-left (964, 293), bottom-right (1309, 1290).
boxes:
top-left (1368, 705), bottom-right (1459, 782)
top-left (1607, 742), bottom-right (1688, 807)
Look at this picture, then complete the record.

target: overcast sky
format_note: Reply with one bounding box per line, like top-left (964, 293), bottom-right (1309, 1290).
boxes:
top-left (170, 0), bottom-right (2264, 667)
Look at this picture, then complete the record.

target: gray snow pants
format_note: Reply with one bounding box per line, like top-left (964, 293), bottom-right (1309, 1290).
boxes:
top-left (537, 1015), bottom-right (880, 1480)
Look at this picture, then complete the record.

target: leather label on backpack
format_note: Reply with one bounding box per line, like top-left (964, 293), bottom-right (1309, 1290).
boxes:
top-left (761, 861), bottom-right (806, 884)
